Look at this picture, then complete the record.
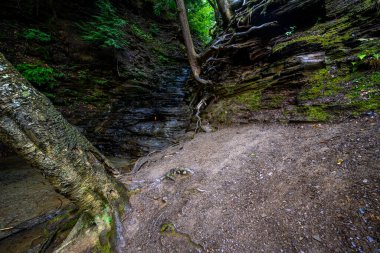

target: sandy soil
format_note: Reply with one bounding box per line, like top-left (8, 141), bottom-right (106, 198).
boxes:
top-left (121, 116), bottom-right (380, 253)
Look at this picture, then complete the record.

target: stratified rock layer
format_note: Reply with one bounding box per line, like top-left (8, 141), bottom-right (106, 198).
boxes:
top-left (200, 0), bottom-right (380, 125)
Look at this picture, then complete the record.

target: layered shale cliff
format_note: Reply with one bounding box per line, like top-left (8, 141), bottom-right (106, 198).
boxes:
top-left (0, 0), bottom-right (191, 159)
top-left (198, 0), bottom-right (379, 125)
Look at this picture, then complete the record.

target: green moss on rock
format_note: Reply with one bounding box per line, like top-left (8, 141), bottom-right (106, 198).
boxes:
top-left (299, 68), bottom-right (348, 101)
top-left (305, 106), bottom-right (330, 121)
top-left (346, 71), bottom-right (380, 113)
top-left (235, 90), bottom-right (263, 110)
top-left (273, 17), bottom-right (353, 52)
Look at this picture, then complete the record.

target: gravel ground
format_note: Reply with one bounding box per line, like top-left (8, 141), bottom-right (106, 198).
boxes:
top-left (120, 116), bottom-right (380, 253)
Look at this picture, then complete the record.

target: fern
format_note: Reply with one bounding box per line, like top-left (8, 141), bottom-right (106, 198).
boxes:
top-left (153, 0), bottom-right (176, 16)
top-left (79, 0), bottom-right (127, 49)
top-left (16, 63), bottom-right (63, 89)
top-left (21, 28), bottom-right (51, 43)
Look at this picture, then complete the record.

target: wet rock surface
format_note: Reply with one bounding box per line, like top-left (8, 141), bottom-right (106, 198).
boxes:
top-left (0, 1), bottom-right (192, 160)
top-left (92, 67), bottom-right (192, 158)
top-left (0, 157), bottom-right (74, 253)
top-left (121, 116), bottom-right (380, 252)
top-left (54, 66), bottom-right (192, 160)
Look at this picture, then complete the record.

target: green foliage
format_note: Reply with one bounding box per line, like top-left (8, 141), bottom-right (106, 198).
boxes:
top-left (153, 0), bottom-right (176, 16)
top-left (351, 50), bottom-right (380, 72)
top-left (149, 23), bottom-right (160, 37)
top-left (187, 0), bottom-right (215, 44)
top-left (153, 0), bottom-right (215, 44)
top-left (285, 26), bottom-right (296, 36)
top-left (93, 78), bottom-right (108, 86)
top-left (358, 53), bottom-right (367, 61)
top-left (131, 24), bottom-right (153, 41)
top-left (21, 28), bottom-right (51, 43)
top-left (79, 0), bottom-right (127, 49)
top-left (16, 63), bottom-right (63, 89)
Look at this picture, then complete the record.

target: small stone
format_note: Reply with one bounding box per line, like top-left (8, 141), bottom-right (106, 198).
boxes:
top-left (312, 235), bottom-right (322, 242)
top-left (261, 213), bottom-right (267, 218)
top-left (363, 179), bottom-right (368, 183)
top-left (162, 197), bottom-right (168, 203)
top-left (201, 124), bottom-right (213, 133)
top-left (367, 236), bottom-right (375, 243)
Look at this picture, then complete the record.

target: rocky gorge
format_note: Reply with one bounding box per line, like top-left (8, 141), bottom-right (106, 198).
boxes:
top-left (0, 0), bottom-right (379, 252)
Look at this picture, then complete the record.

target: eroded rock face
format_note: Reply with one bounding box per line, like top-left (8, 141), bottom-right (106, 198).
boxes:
top-left (88, 67), bottom-right (192, 158)
top-left (0, 0), bottom-right (192, 159)
top-left (200, 0), bottom-right (380, 125)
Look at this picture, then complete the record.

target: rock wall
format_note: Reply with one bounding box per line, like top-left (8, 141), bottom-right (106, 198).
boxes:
top-left (200, 0), bottom-right (380, 125)
top-left (0, 0), bottom-right (191, 159)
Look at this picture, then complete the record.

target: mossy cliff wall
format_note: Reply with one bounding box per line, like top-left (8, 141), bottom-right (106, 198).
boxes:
top-left (201, 0), bottom-right (380, 125)
top-left (0, 0), bottom-right (190, 158)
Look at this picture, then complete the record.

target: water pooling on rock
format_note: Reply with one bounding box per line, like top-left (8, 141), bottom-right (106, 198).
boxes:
top-left (89, 67), bottom-right (191, 158)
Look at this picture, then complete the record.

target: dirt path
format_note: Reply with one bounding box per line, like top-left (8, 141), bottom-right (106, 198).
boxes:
top-left (120, 116), bottom-right (379, 253)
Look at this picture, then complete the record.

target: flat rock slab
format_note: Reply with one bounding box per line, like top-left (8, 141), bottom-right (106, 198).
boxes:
top-left (121, 117), bottom-right (380, 252)
top-left (0, 156), bottom-right (72, 252)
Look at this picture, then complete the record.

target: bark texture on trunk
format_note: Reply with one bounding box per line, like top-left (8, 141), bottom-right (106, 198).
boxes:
top-left (176, 0), bottom-right (211, 84)
top-left (216, 0), bottom-right (233, 26)
top-left (0, 53), bottom-right (128, 252)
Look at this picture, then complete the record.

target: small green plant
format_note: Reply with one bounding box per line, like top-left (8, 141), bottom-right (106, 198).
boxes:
top-left (160, 223), bottom-right (176, 234)
top-left (149, 23), bottom-right (160, 37)
top-left (153, 0), bottom-right (176, 16)
top-left (78, 69), bottom-right (90, 82)
top-left (16, 63), bottom-right (63, 89)
top-left (79, 0), bottom-right (127, 49)
top-left (358, 53), bottom-right (367, 61)
top-left (351, 51), bottom-right (380, 71)
top-left (131, 24), bottom-right (153, 41)
top-left (93, 78), bottom-right (108, 86)
top-left (285, 26), bottom-right (296, 36)
top-left (21, 28), bottom-right (51, 43)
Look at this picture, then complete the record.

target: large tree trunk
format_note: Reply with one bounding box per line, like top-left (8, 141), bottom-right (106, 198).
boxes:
top-left (216, 0), bottom-right (233, 26)
top-left (0, 53), bottom-right (128, 252)
top-left (176, 0), bottom-right (211, 85)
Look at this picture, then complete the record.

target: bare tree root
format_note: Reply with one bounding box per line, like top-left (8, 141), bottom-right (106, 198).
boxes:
top-left (206, 57), bottom-right (231, 64)
top-left (54, 202), bottom-right (127, 253)
top-left (195, 96), bottom-right (209, 132)
top-left (194, 73), bottom-right (213, 85)
top-left (213, 21), bottom-right (279, 49)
